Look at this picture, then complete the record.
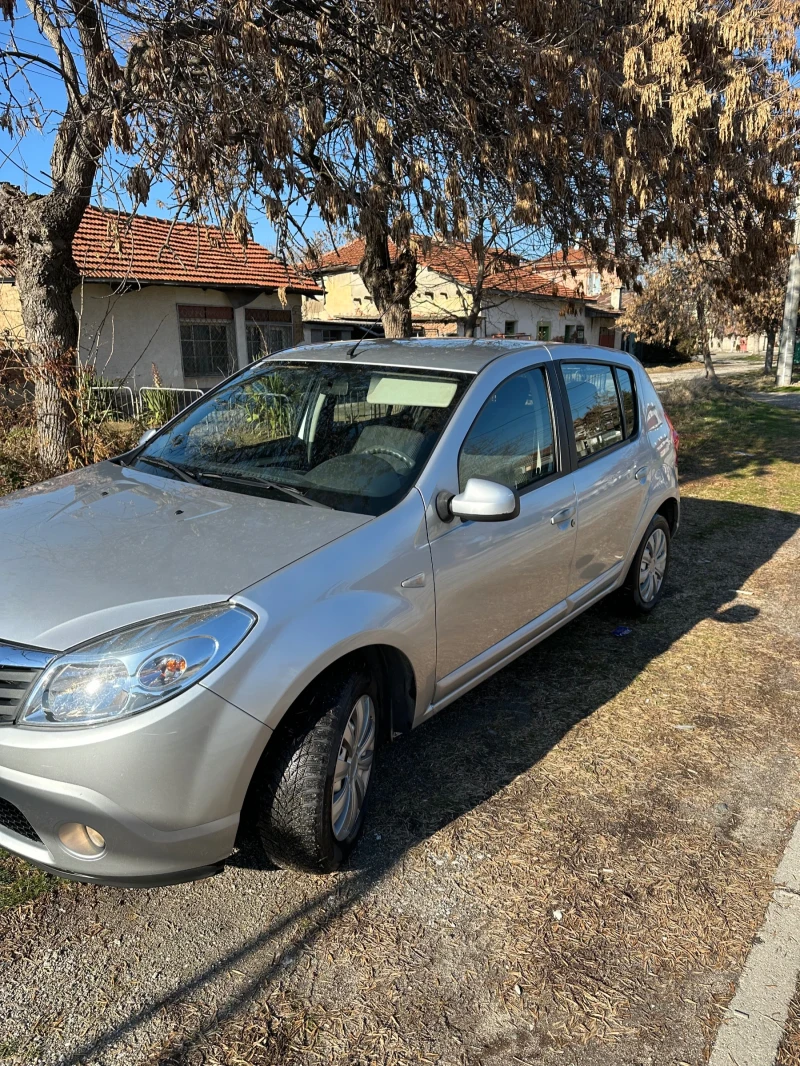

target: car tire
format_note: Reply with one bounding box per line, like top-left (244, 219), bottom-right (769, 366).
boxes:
top-left (257, 665), bottom-right (379, 873)
top-left (623, 514), bottom-right (671, 614)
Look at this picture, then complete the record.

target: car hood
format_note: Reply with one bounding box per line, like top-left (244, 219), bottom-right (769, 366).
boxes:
top-left (0, 461), bottom-right (370, 650)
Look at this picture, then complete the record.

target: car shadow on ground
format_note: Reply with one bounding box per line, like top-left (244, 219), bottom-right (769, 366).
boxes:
top-left (56, 494), bottom-right (800, 1066)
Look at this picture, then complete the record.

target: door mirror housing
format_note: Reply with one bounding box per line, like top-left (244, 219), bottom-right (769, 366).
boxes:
top-left (137, 428), bottom-right (157, 448)
top-left (446, 478), bottom-right (519, 522)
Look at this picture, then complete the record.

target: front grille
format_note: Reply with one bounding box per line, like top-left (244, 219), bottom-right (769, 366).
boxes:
top-left (0, 642), bottom-right (53, 724)
top-left (0, 796), bottom-right (41, 842)
top-left (0, 665), bottom-right (43, 723)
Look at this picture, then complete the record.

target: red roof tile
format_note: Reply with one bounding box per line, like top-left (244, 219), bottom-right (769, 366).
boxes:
top-left (0, 207), bottom-right (322, 294)
top-left (315, 238), bottom-right (585, 300)
top-left (531, 247), bottom-right (594, 273)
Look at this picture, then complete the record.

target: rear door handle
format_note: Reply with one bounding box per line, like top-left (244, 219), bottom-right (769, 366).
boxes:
top-left (634, 466), bottom-right (648, 481)
top-left (551, 505), bottom-right (576, 525)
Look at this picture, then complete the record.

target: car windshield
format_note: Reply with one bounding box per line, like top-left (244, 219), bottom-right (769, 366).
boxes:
top-left (134, 360), bottom-right (471, 516)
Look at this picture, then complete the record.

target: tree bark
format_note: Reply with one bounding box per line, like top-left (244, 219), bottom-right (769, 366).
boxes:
top-left (696, 297), bottom-right (717, 379)
top-left (462, 258), bottom-right (486, 338)
top-left (358, 224), bottom-right (417, 339)
top-left (1, 187), bottom-right (87, 473)
top-left (764, 329), bottom-right (776, 375)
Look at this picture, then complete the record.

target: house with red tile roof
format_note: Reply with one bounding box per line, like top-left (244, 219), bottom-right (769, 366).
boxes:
top-left (0, 206), bottom-right (322, 391)
top-left (304, 237), bottom-right (613, 346)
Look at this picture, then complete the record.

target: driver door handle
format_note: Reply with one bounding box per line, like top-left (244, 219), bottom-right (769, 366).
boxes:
top-left (551, 505), bottom-right (576, 526)
top-left (634, 466), bottom-right (648, 482)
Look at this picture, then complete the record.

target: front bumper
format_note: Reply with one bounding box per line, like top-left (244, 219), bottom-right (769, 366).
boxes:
top-left (0, 684), bottom-right (270, 885)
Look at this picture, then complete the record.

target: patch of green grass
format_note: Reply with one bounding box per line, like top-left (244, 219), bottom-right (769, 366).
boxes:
top-left (0, 849), bottom-right (54, 911)
top-left (665, 385), bottom-right (800, 511)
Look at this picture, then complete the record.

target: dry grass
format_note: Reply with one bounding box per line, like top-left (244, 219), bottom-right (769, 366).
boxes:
top-left (777, 978), bottom-right (800, 1066)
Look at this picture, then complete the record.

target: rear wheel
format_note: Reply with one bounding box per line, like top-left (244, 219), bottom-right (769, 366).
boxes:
top-left (257, 666), bottom-right (379, 872)
top-left (623, 514), bottom-right (671, 614)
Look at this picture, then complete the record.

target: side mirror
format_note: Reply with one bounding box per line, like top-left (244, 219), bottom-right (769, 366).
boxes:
top-left (137, 428), bottom-right (157, 448)
top-left (440, 478), bottom-right (519, 522)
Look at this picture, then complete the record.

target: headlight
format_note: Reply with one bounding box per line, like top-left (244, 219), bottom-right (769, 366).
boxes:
top-left (18, 604), bottom-right (256, 727)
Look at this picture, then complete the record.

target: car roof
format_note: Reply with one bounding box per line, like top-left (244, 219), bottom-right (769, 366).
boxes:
top-left (276, 338), bottom-right (551, 374)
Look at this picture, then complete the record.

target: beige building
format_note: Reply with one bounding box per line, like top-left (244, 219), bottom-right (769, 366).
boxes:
top-left (304, 238), bottom-right (629, 347)
top-left (0, 207), bottom-right (321, 392)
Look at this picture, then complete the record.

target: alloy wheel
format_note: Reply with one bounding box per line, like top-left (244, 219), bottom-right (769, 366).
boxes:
top-left (331, 694), bottom-right (376, 841)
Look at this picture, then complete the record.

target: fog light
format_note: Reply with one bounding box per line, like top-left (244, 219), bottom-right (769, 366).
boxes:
top-left (58, 822), bottom-right (105, 857)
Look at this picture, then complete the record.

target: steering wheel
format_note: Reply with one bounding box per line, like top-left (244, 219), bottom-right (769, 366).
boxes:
top-left (362, 446), bottom-right (415, 469)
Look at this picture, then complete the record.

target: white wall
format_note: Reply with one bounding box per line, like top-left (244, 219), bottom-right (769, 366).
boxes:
top-left (74, 283), bottom-right (302, 391)
top-left (479, 295), bottom-right (589, 341)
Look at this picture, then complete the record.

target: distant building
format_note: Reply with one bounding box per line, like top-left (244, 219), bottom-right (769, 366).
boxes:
top-left (304, 238), bottom-right (630, 348)
top-left (0, 206), bottom-right (321, 391)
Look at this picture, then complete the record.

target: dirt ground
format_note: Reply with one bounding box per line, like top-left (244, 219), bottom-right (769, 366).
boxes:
top-left (1, 381), bottom-right (800, 1066)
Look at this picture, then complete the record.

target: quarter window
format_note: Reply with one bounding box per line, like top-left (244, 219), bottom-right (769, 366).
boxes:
top-left (614, 366), bottom-right (637, 438)
top-left (561, 362), bottom-right (624, 459)
top-left (459, 367), bottom-right (556, 492)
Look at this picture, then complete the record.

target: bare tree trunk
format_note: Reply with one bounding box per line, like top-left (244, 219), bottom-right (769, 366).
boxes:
top-left (764, 329), bottom-right (776, 375)
top-left (16, 234), bottom-right (80, 473)
top-left (696, 297), bottom-right (717, 379)
top-left (1, 189), bottom-right (85, 474)
top-left (462, 259), bottom-right (485, 338)
top-left (358, 223), bottom-right (417, 339)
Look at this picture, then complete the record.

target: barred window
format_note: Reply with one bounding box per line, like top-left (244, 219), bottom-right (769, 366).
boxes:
top-left (246, 323), bottom-right (293, 362)
top-left (245, 308), bottom-right (293, 362)
top-left (178, 306), bottom-right (235, 378)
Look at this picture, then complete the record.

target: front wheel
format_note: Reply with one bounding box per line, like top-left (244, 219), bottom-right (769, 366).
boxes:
top-left (623, 514), bottom-right (671, 614)
top-left (257, 667), bottom-right (379, 873)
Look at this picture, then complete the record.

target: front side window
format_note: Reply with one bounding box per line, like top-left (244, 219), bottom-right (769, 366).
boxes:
top-left (459, 367), bottom-right (556, 492)
top-left (135, 361), bottom-right (469, 516)
top-left (561, 362), bottom-right (624, 459)
top-left (178, 306), bottom-right (236, 379)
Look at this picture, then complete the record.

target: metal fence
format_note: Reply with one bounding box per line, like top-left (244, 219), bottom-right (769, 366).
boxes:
top-left (138, 386), bottom-right (203, 424)
top-left (83, 385), bottom-right (204, 425)
top-left (88, 385), bottom-right (137, 421)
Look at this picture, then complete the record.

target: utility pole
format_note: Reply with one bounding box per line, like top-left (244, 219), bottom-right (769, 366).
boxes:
top-left (776, 191), bottom-right (800, 387)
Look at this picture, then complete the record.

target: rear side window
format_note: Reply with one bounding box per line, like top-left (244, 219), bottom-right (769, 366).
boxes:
top-left (614, 366), bottom-right (637, 438)
top-left (561, 362), bottom-right (624, 460)
top-left (459, 367), bottom-right (556, 492)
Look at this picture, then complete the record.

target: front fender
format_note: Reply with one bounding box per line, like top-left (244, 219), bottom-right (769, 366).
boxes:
top-left (201, 490), bottom-right (436, 730)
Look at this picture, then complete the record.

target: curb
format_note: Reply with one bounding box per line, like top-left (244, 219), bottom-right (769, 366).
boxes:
top-left (709, 821), bottom-right (800, 1066)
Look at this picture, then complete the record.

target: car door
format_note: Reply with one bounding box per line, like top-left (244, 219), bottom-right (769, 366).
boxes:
top-left (427, 362), bottom-right (577, 697)
top-left (556, 359), bottom-right (650, 602)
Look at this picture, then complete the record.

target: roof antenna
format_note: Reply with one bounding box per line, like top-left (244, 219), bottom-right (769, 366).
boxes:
top-left (347, 325), bottom-right (380, 359)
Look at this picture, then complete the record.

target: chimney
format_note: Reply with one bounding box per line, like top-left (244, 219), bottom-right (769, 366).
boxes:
top-left (611, 285), bottom-right (623, 311)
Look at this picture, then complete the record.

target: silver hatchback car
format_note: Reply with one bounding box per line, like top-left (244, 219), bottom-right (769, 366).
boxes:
top-left (0, 340), bottom-right (678, 884)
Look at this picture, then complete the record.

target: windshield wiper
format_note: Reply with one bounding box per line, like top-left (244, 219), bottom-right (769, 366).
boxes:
top-left (136, 455), bottom-right (199, 484)
top-left (194, 470), bottom-right (333, 509)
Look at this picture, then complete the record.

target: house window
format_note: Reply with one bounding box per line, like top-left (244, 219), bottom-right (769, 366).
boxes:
top-left (245, 308), bottom-right (293, 362)
top-left (564, 324), bottom-right (585, 343)
top-left (504, 320), bottom-right (517, 336)
top-left (424, 291), bottom-right (435, 300)
top-left (586, 272), bottom-right (602, 296)
top-left (178, 305), bottom-right (235, 378)
top-left (537, 320), bottom-right (551, 341)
